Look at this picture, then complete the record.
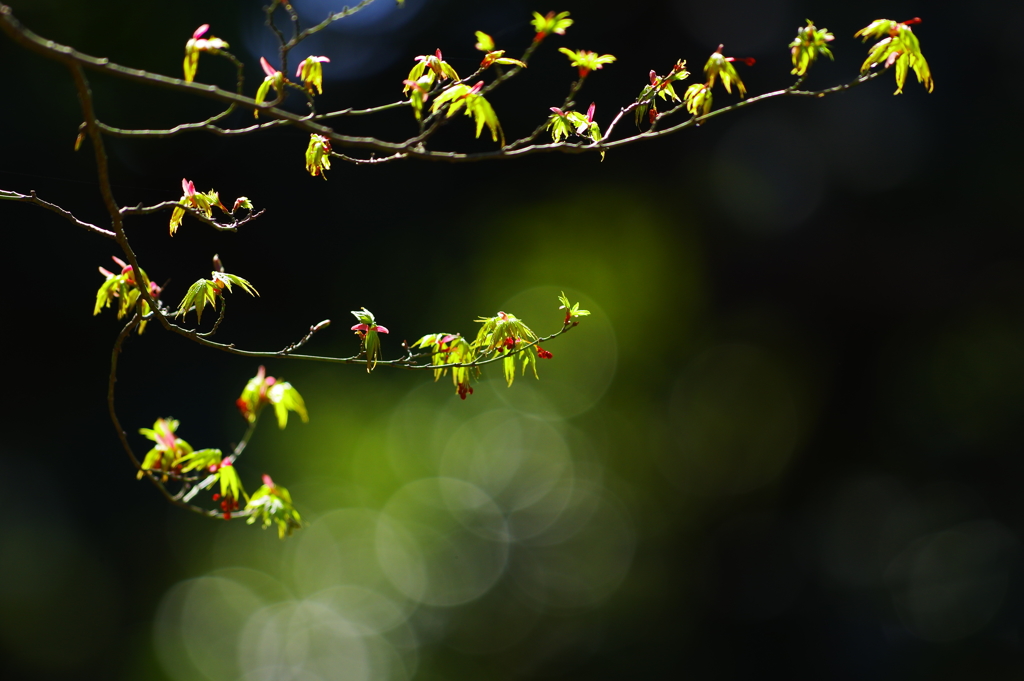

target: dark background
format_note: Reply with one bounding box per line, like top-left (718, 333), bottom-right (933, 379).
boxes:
top-left (2, 0), bottom-right (1024, 679)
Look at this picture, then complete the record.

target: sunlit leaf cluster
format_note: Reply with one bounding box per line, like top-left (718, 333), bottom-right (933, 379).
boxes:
top-left (305, 134), bottom-right (332, 178)
top-left (635, 60), bottom-right (690, 127)
top-left (246, 475), bottom-right (302, 538)
top-left (531, 10), bottom-right (573, 42)
top-left (182, 24), bottom-right (228, 83)
top-left (558, 48), bottom-right (616, 79)
top-left (855, 18), bottom-right (933, 94)
top-left (431, 82), bottom-right (504, 145)
top-left (351, 307), bottom-right (390, 372)
top-left (236, 365), bottom-right (309, 428)
top-left (176, 269), bottom-right (258, 323)
top-left (94, 256), bottom-right (160, 333)
top-left (789, 20), bottom-right (835, 76)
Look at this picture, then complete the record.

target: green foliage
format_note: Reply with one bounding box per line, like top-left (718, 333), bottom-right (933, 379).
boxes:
top-left (245, 475), bottom-right (302, 538)
top-left (558, 291), bottom-right (591, 324)
top-left (178, 447), bottom-right (224, 474)
top-left (704, 46), bottom-right (752, 97)
top-left (683, 82), bottom-right (713, 116)
top-left (531, 10), bottom-right (573, 41)
top-left (94, 256), bottom-right (160, 333)
top-left (789, 20), bottom-right (834, 76)
top-left (351, 307), bottom-right (390, 372)
top-left (546, 103), bottom-right (600, 145)
top-left (635, 60), bottom-right (690, 127)
top-left (855, 18), bottom-right (933, 94)
top-left (558, 48), bottom-right (616, 78)
top-left (236, 365), bottom-right (308, 428)
top-left (431, 82), bottom-right (504, 146)
top-left (254, 57), bottom-right (284, 116)
top-left (480, 50), bottom-right (527, 70)
top-left (412, 333), bottom-right (480, 399)
top-left (216, 463), bottom-right (244, 505)
top-left (404, 49), bottom-right (459, 97)
top-left (474, 311), bottom-right (540, 387)
top-left (305, 134), bottom-right (332, 178)
top-left (176, 270), bottom-right (258, 324)
top-left (296, 55), bottom-right (329, 95)
top-left (138, 418), bottom-right (193, 479)
top-left (182, 24), bottom-right (228, 83)
top-left (169, 178), bottom-right (235, 235)
top-left (474, 31), bottom-right (494, 52)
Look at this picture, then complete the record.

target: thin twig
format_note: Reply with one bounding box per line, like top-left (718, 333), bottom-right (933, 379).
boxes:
top-left (0, 189), bottom-right (116, 238)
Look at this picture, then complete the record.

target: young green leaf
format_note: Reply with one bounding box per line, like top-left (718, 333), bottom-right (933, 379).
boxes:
top-left (558, 48), bottom-right (616, 78)
top-left (183, 24), bottom-right (228, 83)
top-left (305, 134), bottom-right (332, 178)
top-left (855, 17), bottom-right (933, 94)
top-left (789, 20), bottom-right (834, 76)
top-left (704, 45), bottom-right (754, 98)
top-left (531, 11), bottom-right (572, 42)
top-left (431, 82), bottom-right (504, 146)
top-left (245, 474), bottom-right (302, 538)
top-left (351, 307), bottom-right (390, 372)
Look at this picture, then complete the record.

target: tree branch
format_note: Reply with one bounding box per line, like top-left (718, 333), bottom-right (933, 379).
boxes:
top-left (0, 189), bottom-right (116, 238)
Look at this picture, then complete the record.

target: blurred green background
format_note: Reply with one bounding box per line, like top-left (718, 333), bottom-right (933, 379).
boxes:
top-left (3, 0), bottom-right (1024, 678)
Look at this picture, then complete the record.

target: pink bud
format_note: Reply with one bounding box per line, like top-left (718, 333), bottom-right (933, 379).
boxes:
top-left (649, 70), bottom-right (657, 85)
top-left (469, 81), bottom-right (484, 95)
top-left (351, 323), bottom-right (369, 332)
top-left (296, 62), bottom-right (305, 79)
top-left (375, 325), bottom-right (390, 334)
top-left (192, 24), bottom-right (209, 40)
top-left (586, 102), bottom-right (596, 123)
top-left (435, 48), bottom-right (443, 61)
top-left (260, 57), bottom-right (278, 79)
top-left (262, 474), bottom-right (275, 488)
top-left (550, 107), bottom-right (565, 115)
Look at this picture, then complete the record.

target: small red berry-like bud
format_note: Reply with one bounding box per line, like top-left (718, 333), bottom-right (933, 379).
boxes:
top-left (223, 512), bottom-right (232, 520)
top-left (212, 493), bottom-right (220, 501)
top-left (537, 347), bottom-right (553, 359)
top-left (649, 107), bottom-right (657, 125)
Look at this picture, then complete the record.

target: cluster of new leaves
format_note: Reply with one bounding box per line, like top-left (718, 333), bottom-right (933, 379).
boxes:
top-left (296, 55), bottom-right (330, 95)
top-left (474, 31), bottom-right (527, 70)
top-left (411, 293), bottom-right (587, 400)
top-left (531, 10), bottom-right (573, 42)
top-left (431, 81), bottom-right (504, 145)
top-left (236, 365), bottom-right (309, 428)
top-left (679, 46), bottom-right (756, 119)
top-left (351, 307), bottom-right (390, 372)
top-left (182, 24), bottom-right (228, 83)
top-left (634, 60), bottom-right (691, 127)
top-left (558, 291), bottom-right (592, 325)
top-left (176, 269), bottom-right (258, 323)
top-left (170, 178), bottom-right (252, 235)
top-left (94, 256), bottom-right (161, 334)
top-left (404, 48), bottom-right (460, 120)
top-left (789, 20), bottom-right (835, 76)
top-left (558, 48), bottom-right (616, 79)
top-left (254, 57), bottom-right (285, 115)
top-left (139, 368), bottom-right (307, 528)
top-left (411, 333), bottom-right (479, 399)
top-left (246, 474), bottom-right (302, 539)
top-left (547, 103), bottom-right (601, 145)
top-left (305, 134), bottom-right (332, 178)
top-left (855, 17), bottom-right (933, 94)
